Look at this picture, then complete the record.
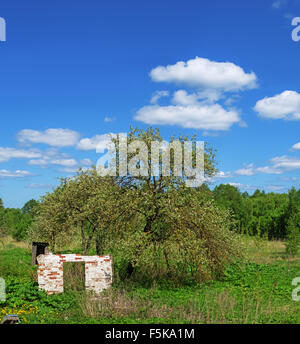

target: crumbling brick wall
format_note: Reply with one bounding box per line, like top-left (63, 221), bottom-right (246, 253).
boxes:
top-left (37, 253), bottom-right (113, 294)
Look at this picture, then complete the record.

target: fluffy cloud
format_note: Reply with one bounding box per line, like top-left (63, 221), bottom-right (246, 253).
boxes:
top-left (215, 171), bottom-right (233, 179)
top-left (0, 147), bottom-right (41, 163)
top-left (27, 148), bottom-right (77, 167)
top-left (17, 128), bottom-right (81, 147)
top-left (135, 57), bottom-right (257, 131)
top-left (58, 167), bottom-right (79, 173)
top-left (150, 90), bottom-right (169, 104)
top-left (150, 57), bottom-right (257, 92)
top-left (235, 164), bottom-right (256, 176)
top-left (172, 90), bottom-right (200, 106)
top-left (255, 166), bottom-right (283, 175)
top-left (254, 91), bottom-right (300, 120)
top-left (292, 142), bottom-right (300, 150)
top-left (234, 156), bottom-right (300, 177)
top-left (80, 158), bottom-right (93, 166)
top-left (77, 133), bottom-right (119, 151)
top-left (171, 90), bottom-right (222, 106)
top-left (104, 116), bottom-right (116, 123)
top-left (0, 169), bottom-right (33, 178)
top-left (206, 170), bottom-right (233, 184)
top-left (28, 158), bottom-right (77, 167)
top-left (135, 102), bottom-right (240, 130)
top-left (269, 155), bottom-right (300, 171)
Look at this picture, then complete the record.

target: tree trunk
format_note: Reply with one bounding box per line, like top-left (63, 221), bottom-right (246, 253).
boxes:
top-left (95, 230), bottom-right (105, 255)
top-left (80, 222), bottom-right (86, 254)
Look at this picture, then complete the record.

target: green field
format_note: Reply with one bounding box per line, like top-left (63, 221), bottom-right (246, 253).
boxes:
top-left (1, 236), bottom-right (300, 324)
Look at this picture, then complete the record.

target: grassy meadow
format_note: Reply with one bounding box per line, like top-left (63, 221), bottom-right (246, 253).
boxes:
top-left (1, 235), bottom-right (300, 324)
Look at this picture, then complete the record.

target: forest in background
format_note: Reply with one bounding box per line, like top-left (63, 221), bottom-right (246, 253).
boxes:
top-left (1, 184), bottom-right (299, 243)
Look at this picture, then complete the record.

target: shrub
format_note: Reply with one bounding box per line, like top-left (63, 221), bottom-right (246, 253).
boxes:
top-left (285, 213), bottom-right (300, 257)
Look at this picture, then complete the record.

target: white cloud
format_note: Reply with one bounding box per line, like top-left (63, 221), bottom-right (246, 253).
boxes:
top-left (150, 90), bottom-right (169, 104)
top-left (279, 176), bottom-right (298, 181)
top-left (206, 170), bottom-right (233, 183)
top-left (27, 148), bottom-right (77, 167)
top-left (135, 57), bottom-right (257, 131)
top-left (50, 159), bottom-right (77, 167)
top-left (0, 169), bottom-right (33, 178)
top-left (58, 166), bottom-right (91, 174)
top-left (80, 158), bottom-right (93, 166)
top-left (224, 94), bottom-right (241, 106)
top-left (150, 57), bottom-right (257, 92)
top-left (77, 133), bottom-right (119, 151)
top-left (27, 159), bottom-right (49, 166)
top-left (233, 156), bottom-right (300, 177)
top-left (104, 116), bottom-right (116, 123)
top-left (0, 147), bottom-right (41, 163)
top-left (17, 128), bottom-right (80, 147)
top-left (269, 155), bottom-right (300, 171)
top-left (227, 182), bottom-right (257, 190)
top-left (57, 167), bottom-right (79, 173)
top-left (292, 142), bottom-right (300, 150)
top-left (172, 90), bottom-right (199, 106)
top-left (235, 164), bottom-right (256, 176)
top-left (171, 90), bottom-right (222, 106)
top-left (272, 0), bottom-right (287, 9)
top-left (215, 171), bottom-right (232, 179)
top-left (135, 103), bottom-right (240, 130)
top-left (254, 90), bottom-right (300, 120)
top-left (266, 185), bottom-right (285, 191)
top-left (256, 166), bottom-right (283, 175)
top-left (28, 158), bottom-right (77, 167)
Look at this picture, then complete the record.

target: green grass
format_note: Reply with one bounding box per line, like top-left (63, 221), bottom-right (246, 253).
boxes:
top-left (1, 237), bottom-right (300, 324)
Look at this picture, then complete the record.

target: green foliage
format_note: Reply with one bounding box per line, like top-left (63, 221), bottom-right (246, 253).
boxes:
top-left (0, 198), bottom-right (38, 241)
top-left (1, 245), bottom-right (300, 324)
top-left (0, 247), bottom-right (33, 278)
top-left (29, 127), bottom-right (242, 283)
top-left (213, 184), bottom-right (291, 239)
top-left (28, 169), bottom-right (118, 253)
top-left (21, 199), bottom-right (39, 216)
top-left (285, 213), bottom-right (300, 256)
top-left (213, 184), bottom-right (250, 233)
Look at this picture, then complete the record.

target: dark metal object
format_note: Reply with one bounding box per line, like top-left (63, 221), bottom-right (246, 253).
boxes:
top-left (31, 242), bottom-right (49, 265)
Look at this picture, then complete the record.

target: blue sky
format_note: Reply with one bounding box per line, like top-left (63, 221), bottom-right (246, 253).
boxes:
top-left (1, 0), bottom-right (300, 208)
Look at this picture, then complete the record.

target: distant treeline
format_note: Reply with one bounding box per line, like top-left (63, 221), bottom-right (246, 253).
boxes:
top-left (212, 184), bottom-right (300, 240)
top-left (0, 184), bottom-right (299, 241)
top-left (0, 199), bottom-right (39, 241)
